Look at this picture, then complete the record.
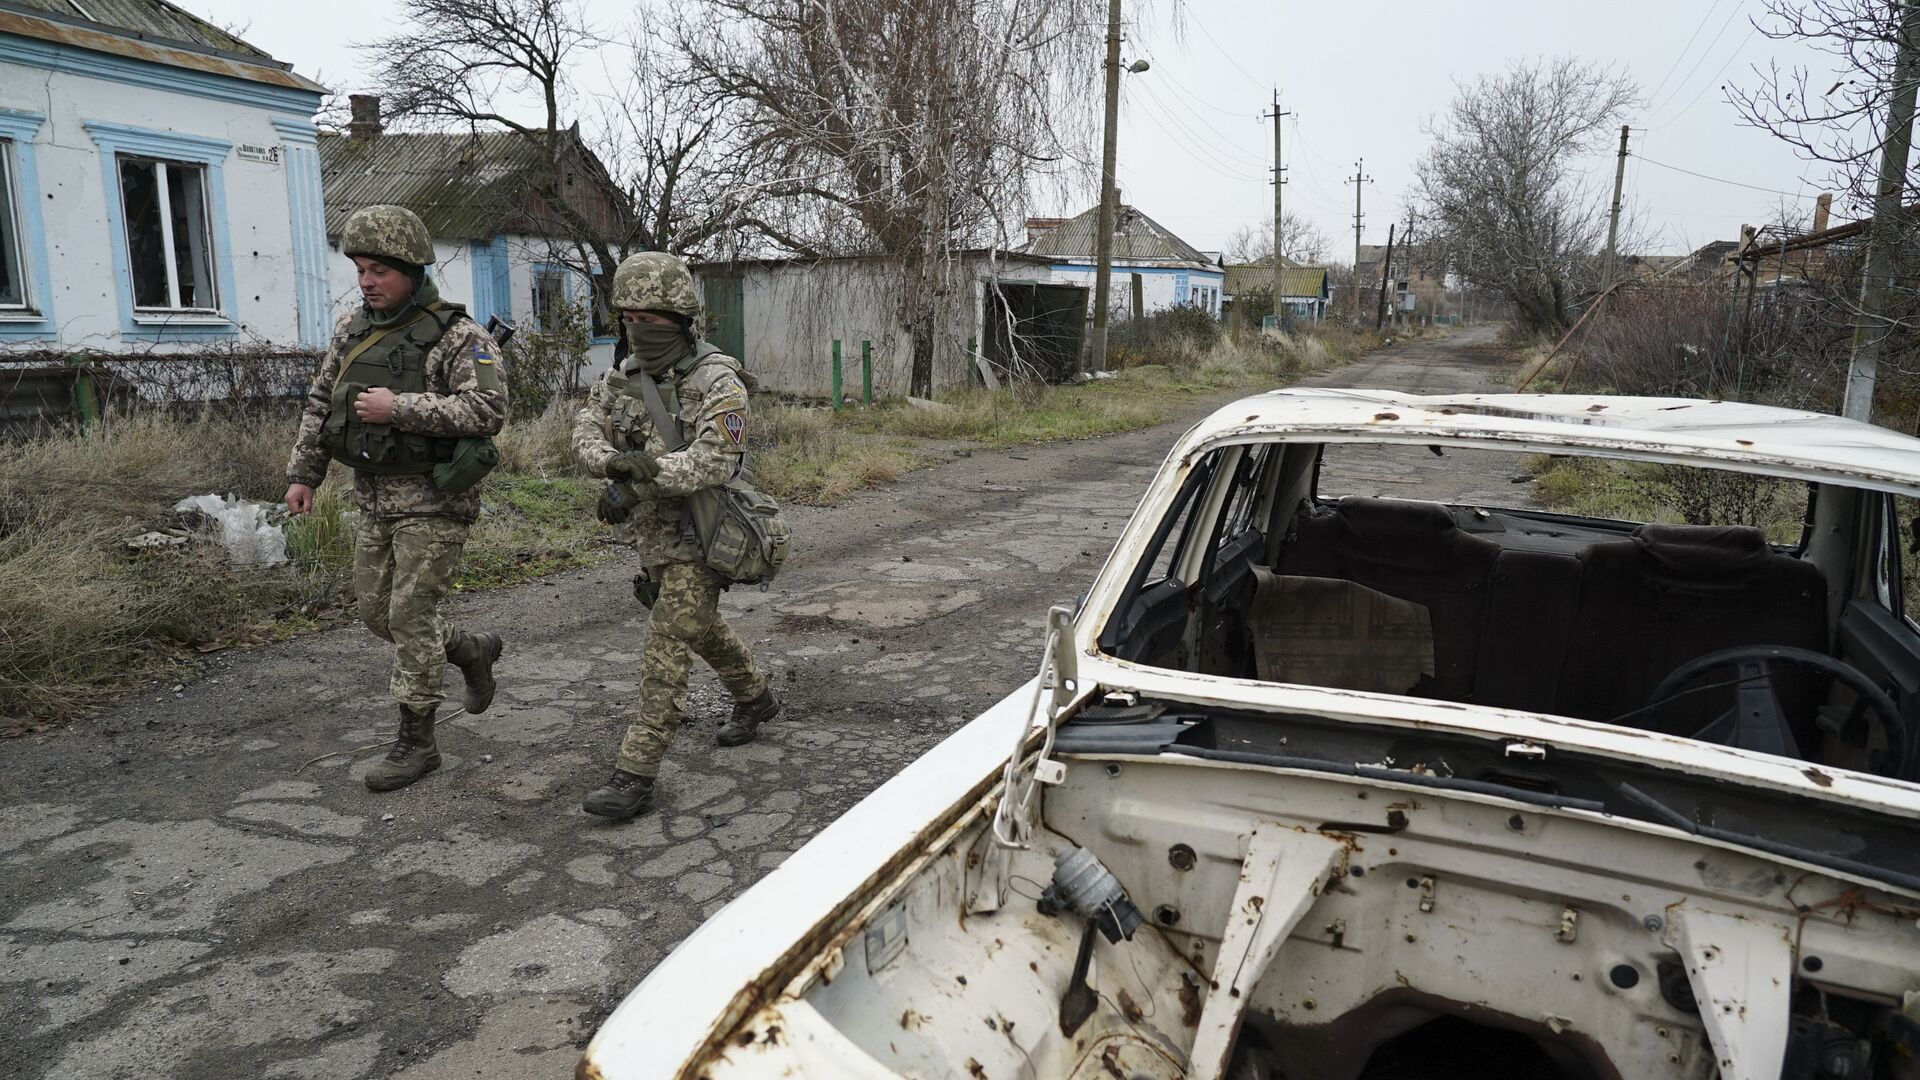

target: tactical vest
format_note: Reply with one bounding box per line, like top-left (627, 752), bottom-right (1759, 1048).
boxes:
top-left (321, 302), bottom-right (468, 475)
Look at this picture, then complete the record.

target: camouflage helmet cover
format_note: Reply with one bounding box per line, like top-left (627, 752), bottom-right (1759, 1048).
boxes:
top-left (612, 251), bottom-right (699, 317)
top-left (341, 204), bottom-right (436, 267)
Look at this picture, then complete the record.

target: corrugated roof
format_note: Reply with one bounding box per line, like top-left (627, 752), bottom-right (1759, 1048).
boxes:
top-left (1020, 203), bottom-right (1214, 266)
top-left (12, 0), bottom-right (268, 58)
top-left (319, 131), bottom-right (553, 240)
top-left (1223, 263), bottom-right (1329, 298)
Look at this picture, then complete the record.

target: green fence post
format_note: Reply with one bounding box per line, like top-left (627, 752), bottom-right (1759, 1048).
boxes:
top-left (861, 340), bottom-right (873, 406)
top-left (69, 357), bottom-right (99, 432)
top-left (831, 339), bottom-right (843, 410)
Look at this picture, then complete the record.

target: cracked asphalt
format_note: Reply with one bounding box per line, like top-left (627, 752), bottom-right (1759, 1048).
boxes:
top-left (1, 326), bottom-right (1510, 1079)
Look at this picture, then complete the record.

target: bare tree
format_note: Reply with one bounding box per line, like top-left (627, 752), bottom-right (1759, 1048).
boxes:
top-left (1415, 57), bottom-right (1638, 333)
top-left (1224, 214), bottom-right (1331, 265)
top-left (673, 0), bottom-right (1102, 397)
top-left (358, 0), bottom-right (768, 328)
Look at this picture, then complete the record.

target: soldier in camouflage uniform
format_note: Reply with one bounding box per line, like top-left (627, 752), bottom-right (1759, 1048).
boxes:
top-left (573, 251), bottom-right (781, 820)
top-left (284, 205), bottom-right (509, 792)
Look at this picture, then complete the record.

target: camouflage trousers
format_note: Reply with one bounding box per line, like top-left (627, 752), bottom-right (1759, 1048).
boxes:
top-left (617, 561), bottom-right (768, 777)
top-left (354, 516), bottom-right (467, 710)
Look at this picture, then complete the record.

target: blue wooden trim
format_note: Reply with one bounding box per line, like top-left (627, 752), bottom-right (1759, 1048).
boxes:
top-left (1047, 262), bottom-right (1224, 282)
top-left (281, 141), bottom-right (328, 345)
top-left (530, 260), bottom-right (570, 333)
top-left (83, 120), bottom-right (239, 341)
top-left (270, 117), bottom-right (319, 146)
top-left (0, 109), bottom-right (54, 341)
top-left (0, 33), bottom-right (323, 117)
top-left (468, 236), bottom-right (512, 324)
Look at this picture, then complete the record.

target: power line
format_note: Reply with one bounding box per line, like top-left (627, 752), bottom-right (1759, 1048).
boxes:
top-left (1130, 78), bottom-right (1267, 169)
top-left (1173, 0), bottom-right (1268, 91)
top-left (1127, 86), bottom-right (1268, 182)
top-left (1645, 0), bottom-right (1725, 106)
top-left (1646, 1), bottom-right (1747, 120)
top-left (1635, 154), bottom-right (1813, 197)
top-left (1647, 22), bottom-right (1762, 129)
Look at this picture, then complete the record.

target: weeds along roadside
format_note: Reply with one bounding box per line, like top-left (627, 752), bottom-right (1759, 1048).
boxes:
top-left (0, 322), bottom-right (1376, 724)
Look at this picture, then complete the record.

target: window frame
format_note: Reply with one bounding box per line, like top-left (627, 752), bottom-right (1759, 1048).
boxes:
top-left (116, 155), bottom-right (220, 315)
top-left (530, 262), bottom-right (571, 335)
top-left (0, 109), bottom-right (53, 340)
top-left (83, 120), bottom-right (236, 340)
top-left (0, 138), bottom-right (29, 312)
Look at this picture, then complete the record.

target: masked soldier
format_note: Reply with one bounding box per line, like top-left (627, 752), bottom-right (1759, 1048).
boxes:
top-left (284, 204), bottom-right (508, 792)
top-left (573, 251), bottom-right (781, 820)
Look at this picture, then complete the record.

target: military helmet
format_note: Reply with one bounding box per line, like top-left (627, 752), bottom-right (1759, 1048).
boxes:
top-left (341, 204), bottom-right (436, 267)
top-left (612, 251), bottom-right (698, 317)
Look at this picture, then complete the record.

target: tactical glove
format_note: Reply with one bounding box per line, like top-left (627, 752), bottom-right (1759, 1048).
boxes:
top-left (596, 483), bottom-right (638, 525)
top-left (606, 450), bottom-right (661, 483)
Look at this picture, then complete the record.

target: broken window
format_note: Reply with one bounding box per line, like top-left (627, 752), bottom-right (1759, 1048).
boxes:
top-left (532, 267), bottom-right (568, 332)
top-left (118, 156), bottom-right (217, 311)
top-left (0, 141), bottom-right (26, 309)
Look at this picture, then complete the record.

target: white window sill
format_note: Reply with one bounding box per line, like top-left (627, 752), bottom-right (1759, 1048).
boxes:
top-left (132, 312), bottom-right (231, 326)
top-left (0, 309), bottom-right (45, 321)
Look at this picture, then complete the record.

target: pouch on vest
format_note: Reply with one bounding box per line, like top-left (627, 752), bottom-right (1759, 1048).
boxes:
top-left (430, 436), bottom-right (499, 494)
top-left (633, 358), bottom-right (791, 585)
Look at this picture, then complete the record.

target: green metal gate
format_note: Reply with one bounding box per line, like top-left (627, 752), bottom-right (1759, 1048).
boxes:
top-left (705, 274), bottom-right (746, 360)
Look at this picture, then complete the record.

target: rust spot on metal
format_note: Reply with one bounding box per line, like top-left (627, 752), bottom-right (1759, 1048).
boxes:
top-left (900, 1008), bottom-right (926, 1030)
top-left (1587, 404), bottom-right (1608, 412)
top-left (1736, 439), bottom-right (1755, 446)
top-left (735, 1030), bottom-right (756, 1047)
top-left (1118, 988), bottom-right (1145, 1023)
top-left (0, 10), bottom-right (325, 93)
top-left (574, 1053), bottom-right (607, 1080)
top-left (1179, 975), bottom-right (1204, 1026)
top-left (956, 974), bottom-right (968, 986)
top-left (967, 1058), bottom-right (988, 1079)
top-left (1101, 1044), bottom-right (1128, 1078)
top-left (1803, 767), bottom-right (1834, 787)
top-left (1373, 412), bottom-right (1400, 421)
top-left (763, 1024), bottom-right (783, 1045)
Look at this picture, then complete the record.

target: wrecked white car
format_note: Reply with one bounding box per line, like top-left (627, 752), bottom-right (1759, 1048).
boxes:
top-left (582, 389), bottom-right (1920, 1080)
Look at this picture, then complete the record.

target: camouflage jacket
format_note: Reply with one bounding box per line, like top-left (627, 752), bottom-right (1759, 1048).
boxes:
top-left (286, 309), bottom-right (508, 524)
top-left (572, 348), bottom-right (751, 565)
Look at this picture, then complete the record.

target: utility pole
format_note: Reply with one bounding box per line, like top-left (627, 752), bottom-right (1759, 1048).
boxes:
top-left (1375, 223), bottom-right (1396, 331)
top-left (1265, 90), bottom-right (1291, 331)
top-left (1347, 159), bottom-right (1372, 318)
top-left (1842, 0), bottom-right (1920, 422)
top-left (1088, 0), bottom-right (1123, 374)
top-left (1602, 124), bottom-right (1629, 291)
top-left (1398, 205), bottom-right (1416, 325)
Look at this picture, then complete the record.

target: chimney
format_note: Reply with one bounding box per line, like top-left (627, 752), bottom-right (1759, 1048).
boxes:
top-left (348, 94), bottom-right (383, 140)
top-left (1813, 192), bottom-right (1833, 233)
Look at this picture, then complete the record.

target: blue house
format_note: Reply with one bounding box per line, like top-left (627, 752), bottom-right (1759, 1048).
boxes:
top-left (0, 0), bottom-right (327, 362)
top-left (1021, 203), bottom-right (1226, 319)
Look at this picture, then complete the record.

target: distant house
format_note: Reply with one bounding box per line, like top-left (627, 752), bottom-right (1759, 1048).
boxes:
top-left (0, 0), bottom-right (326, 362)
top-left (1222, 263), bottom-right (1331, 324)
top-left (318, 96), bottom-right (629, 371)
top-left (687, 252), bottom-right (1085, 397)
top-left (1021, 204), bottom-right (1225, 319)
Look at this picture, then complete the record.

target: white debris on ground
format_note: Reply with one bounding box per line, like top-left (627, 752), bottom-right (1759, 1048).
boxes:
top-left (172, 494), bottom-right (289, 569)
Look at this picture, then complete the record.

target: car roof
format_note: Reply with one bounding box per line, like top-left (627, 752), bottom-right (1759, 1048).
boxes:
top-left (1188, 389), bottom-right (1920, 497)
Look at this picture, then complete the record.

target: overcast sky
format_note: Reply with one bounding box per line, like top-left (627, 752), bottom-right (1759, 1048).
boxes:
top-left (193, 0), bottom-right (1848, 261)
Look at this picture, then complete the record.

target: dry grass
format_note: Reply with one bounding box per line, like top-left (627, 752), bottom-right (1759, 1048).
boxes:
top-left (1, 322), bottom-right (1384, 721)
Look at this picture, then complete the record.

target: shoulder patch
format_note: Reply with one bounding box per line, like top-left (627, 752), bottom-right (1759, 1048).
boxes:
top-left (721, 411), bottom-right (747, 447)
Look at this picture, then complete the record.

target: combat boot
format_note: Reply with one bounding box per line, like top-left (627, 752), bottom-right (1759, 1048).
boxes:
top-left (717, 687), bottom-right (781, 747)
top-left (582, 769), bottom-right (654, 820)
top-left (445, 632), bottom-right (504, 714)
top-left (365, 705), bottom-right (440, 791)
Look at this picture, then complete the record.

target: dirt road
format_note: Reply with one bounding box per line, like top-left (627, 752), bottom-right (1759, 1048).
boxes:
top-left (1, 326), bottom-right (1510, 1079)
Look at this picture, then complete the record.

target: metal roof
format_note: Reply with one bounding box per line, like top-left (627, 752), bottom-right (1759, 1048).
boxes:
top-left (1189, 389), bottom-right (1920, 497)
top-left (1020, 203), bottom-right (1214, 266)
top-left (1, 0), bottom-right (325, 91)
top-left (319, 131), bottom-right (552, 241)
top-left (1222, 264), bottom-right (1328, 299)
top-left (10, 0), bottom-right (264, 55)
